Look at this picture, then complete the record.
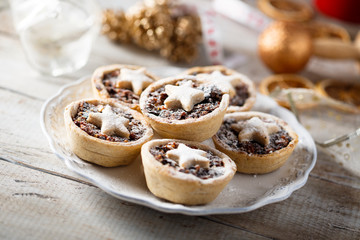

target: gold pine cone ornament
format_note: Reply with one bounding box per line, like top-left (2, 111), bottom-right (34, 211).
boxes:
top-left (102, 0), bottom-right (202, 63)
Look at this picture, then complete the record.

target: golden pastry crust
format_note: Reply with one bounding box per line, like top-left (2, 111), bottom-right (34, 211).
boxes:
top-left (257, 0), bottom-right (313, 22)
top-left (139, 75), bottom-right (229, 142)
top-left (91, 64), bottom-right (159, 111)
top-left (141, 139), bottom-right (237, 205)
top-left (259, 74), bottom-right (316, 109)
top-left (184, 65), bottom-right (256, 113)
top-left (316, 79), bottom-right (360, 113)
top-left (305, 21), bottom-right (351, 42)
top-left (213, 111), bottom-right (298, 174)
top-left (64, 99), bottom-right (153, 167)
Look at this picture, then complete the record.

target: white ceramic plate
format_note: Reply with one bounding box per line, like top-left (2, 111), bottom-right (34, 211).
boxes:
top-left (40, 69), bottom-right (316, 215)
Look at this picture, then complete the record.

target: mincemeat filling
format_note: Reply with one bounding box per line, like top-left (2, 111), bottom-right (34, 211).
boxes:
top-left (216, 119), bottom-right (292, 154)
top-left (72, 101), bottom-right (145, 142)
top-left (230, 84), bottom-right (249, 107)
top-left (145, 80), bottom-right (223, 120)
top-left (325, 85), bottom-right (360, 107)
top-left (190, 70), bottom-right (250, 107)
top-left (96, 70), bottom-right (139, 104)
top-left (149, 141), bottom-right (224, 179)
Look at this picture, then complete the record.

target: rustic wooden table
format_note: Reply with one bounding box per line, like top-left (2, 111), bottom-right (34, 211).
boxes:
top-left (1, 1), bottom-right (360, 239)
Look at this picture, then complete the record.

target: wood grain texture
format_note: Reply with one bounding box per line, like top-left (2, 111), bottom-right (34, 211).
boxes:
top-left (1, 78), bottom-right (359, 239)
top-left (0, 88), bottom-right (79, 177)
top-left (1, 1), bottom-right (360, 239)
top-left (0, 160), bottom-right (267, 240)
top-left (209, 176), bottom-right (360, 239)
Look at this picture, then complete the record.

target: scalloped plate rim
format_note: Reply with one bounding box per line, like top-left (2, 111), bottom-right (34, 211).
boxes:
top-left (40, 74), bottom-right (317, 216)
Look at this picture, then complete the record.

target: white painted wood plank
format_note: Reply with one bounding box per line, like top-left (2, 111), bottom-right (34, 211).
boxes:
top-left (209, 175), bottom-right (360, 239)
top-left (0, 1), bottom-right (360, 239)
top-left (1, 84), bottom-right (360, 239)
top-left (0, 88), bottom-right (81, 179)
top-left (2, 81), bottom-right (359, 190)
top-left (0, 2), bottom-right (268, 101)
top-left (0, 160), bottom-right (267, 240)
top-left (0, 33), bottom-right (180, 100)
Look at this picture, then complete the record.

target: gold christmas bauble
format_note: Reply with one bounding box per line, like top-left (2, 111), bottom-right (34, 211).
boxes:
top-left (258, 21), bottom-right (313, 73)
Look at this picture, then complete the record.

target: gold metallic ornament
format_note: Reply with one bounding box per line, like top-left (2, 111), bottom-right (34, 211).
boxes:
top-left (160, 14), bottom-right (202, 62)
top-left (257, 0), bottom-right (313, 22)
top-left (258, 21), bottom-right (313, 73)
top-left (102, 9), bottom-right (131, 43)
top-left (101, 0), bottom-right (202, 63)
top-left (126, 1), bottom-right (173, 51)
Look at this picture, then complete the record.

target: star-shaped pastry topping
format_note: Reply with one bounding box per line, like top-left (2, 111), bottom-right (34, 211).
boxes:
top-left (87, 105), bottom-right (130, 138)
top-left (231, 117), bottom-right (281, 146)
top-left (166, 143), bottom-right (210, 169)
top-left (164, 81), bottom-right (205, 112)
top-left (196, 70), bottom-right (237, 97)
top-left (115, 67), bottom-right (153, 95)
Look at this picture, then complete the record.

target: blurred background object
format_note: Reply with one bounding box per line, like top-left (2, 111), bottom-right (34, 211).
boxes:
top-left (102, 0), bottom-right (202, 63)
top-left (314, 0), bottom-right (360, 24)
top-left (0, 0), bottom-right (8, 9)
top-left (258, 21), bottom-right (313, 73)
top-left (257, 0), bottom-right (313, 22)
top-left (9, 0), bottom-right (101, 76)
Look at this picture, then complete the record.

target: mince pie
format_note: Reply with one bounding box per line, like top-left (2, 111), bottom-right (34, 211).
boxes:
top-left (139, 75), bottom-right (230, 142)
top-left (316, 79), bottom-right (360, 113)
top-left (305, 21), bottom-right (350, 42)
top-left (257, 0), bottom-right (313, 22)
top-left (141, 139), bottom-right (236, 205)
top-left (259, 74), bottom-right (316, 109)
top-left (184, 65), bottom-right (256, 113)
top-left (64, 99), bottom-right (153, 167)
top-left (213, 111), bottom-right (298, 174)
top-left (91, 64), bottom-right (159, 111)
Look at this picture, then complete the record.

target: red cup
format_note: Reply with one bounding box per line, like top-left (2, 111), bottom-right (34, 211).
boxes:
top-left (314, 0), bottom-right (360, 23)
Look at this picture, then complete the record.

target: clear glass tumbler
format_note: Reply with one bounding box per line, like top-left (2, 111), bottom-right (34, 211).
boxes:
top-left (10, 0), bottom-right (101, 76)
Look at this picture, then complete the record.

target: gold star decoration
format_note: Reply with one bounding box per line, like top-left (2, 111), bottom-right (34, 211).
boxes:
top-left (115, 67), bottom-right (154, 95)
top-left (164, 81), bottom-right (205, 111)
top-left (196, 70), bottom-right (237, 97)
top-left (231, 117), bottom-right (280, 146)
top-left (87, 105), bottom-right (130, 138)
top-left (166, 143), bottom-right (210, 169)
